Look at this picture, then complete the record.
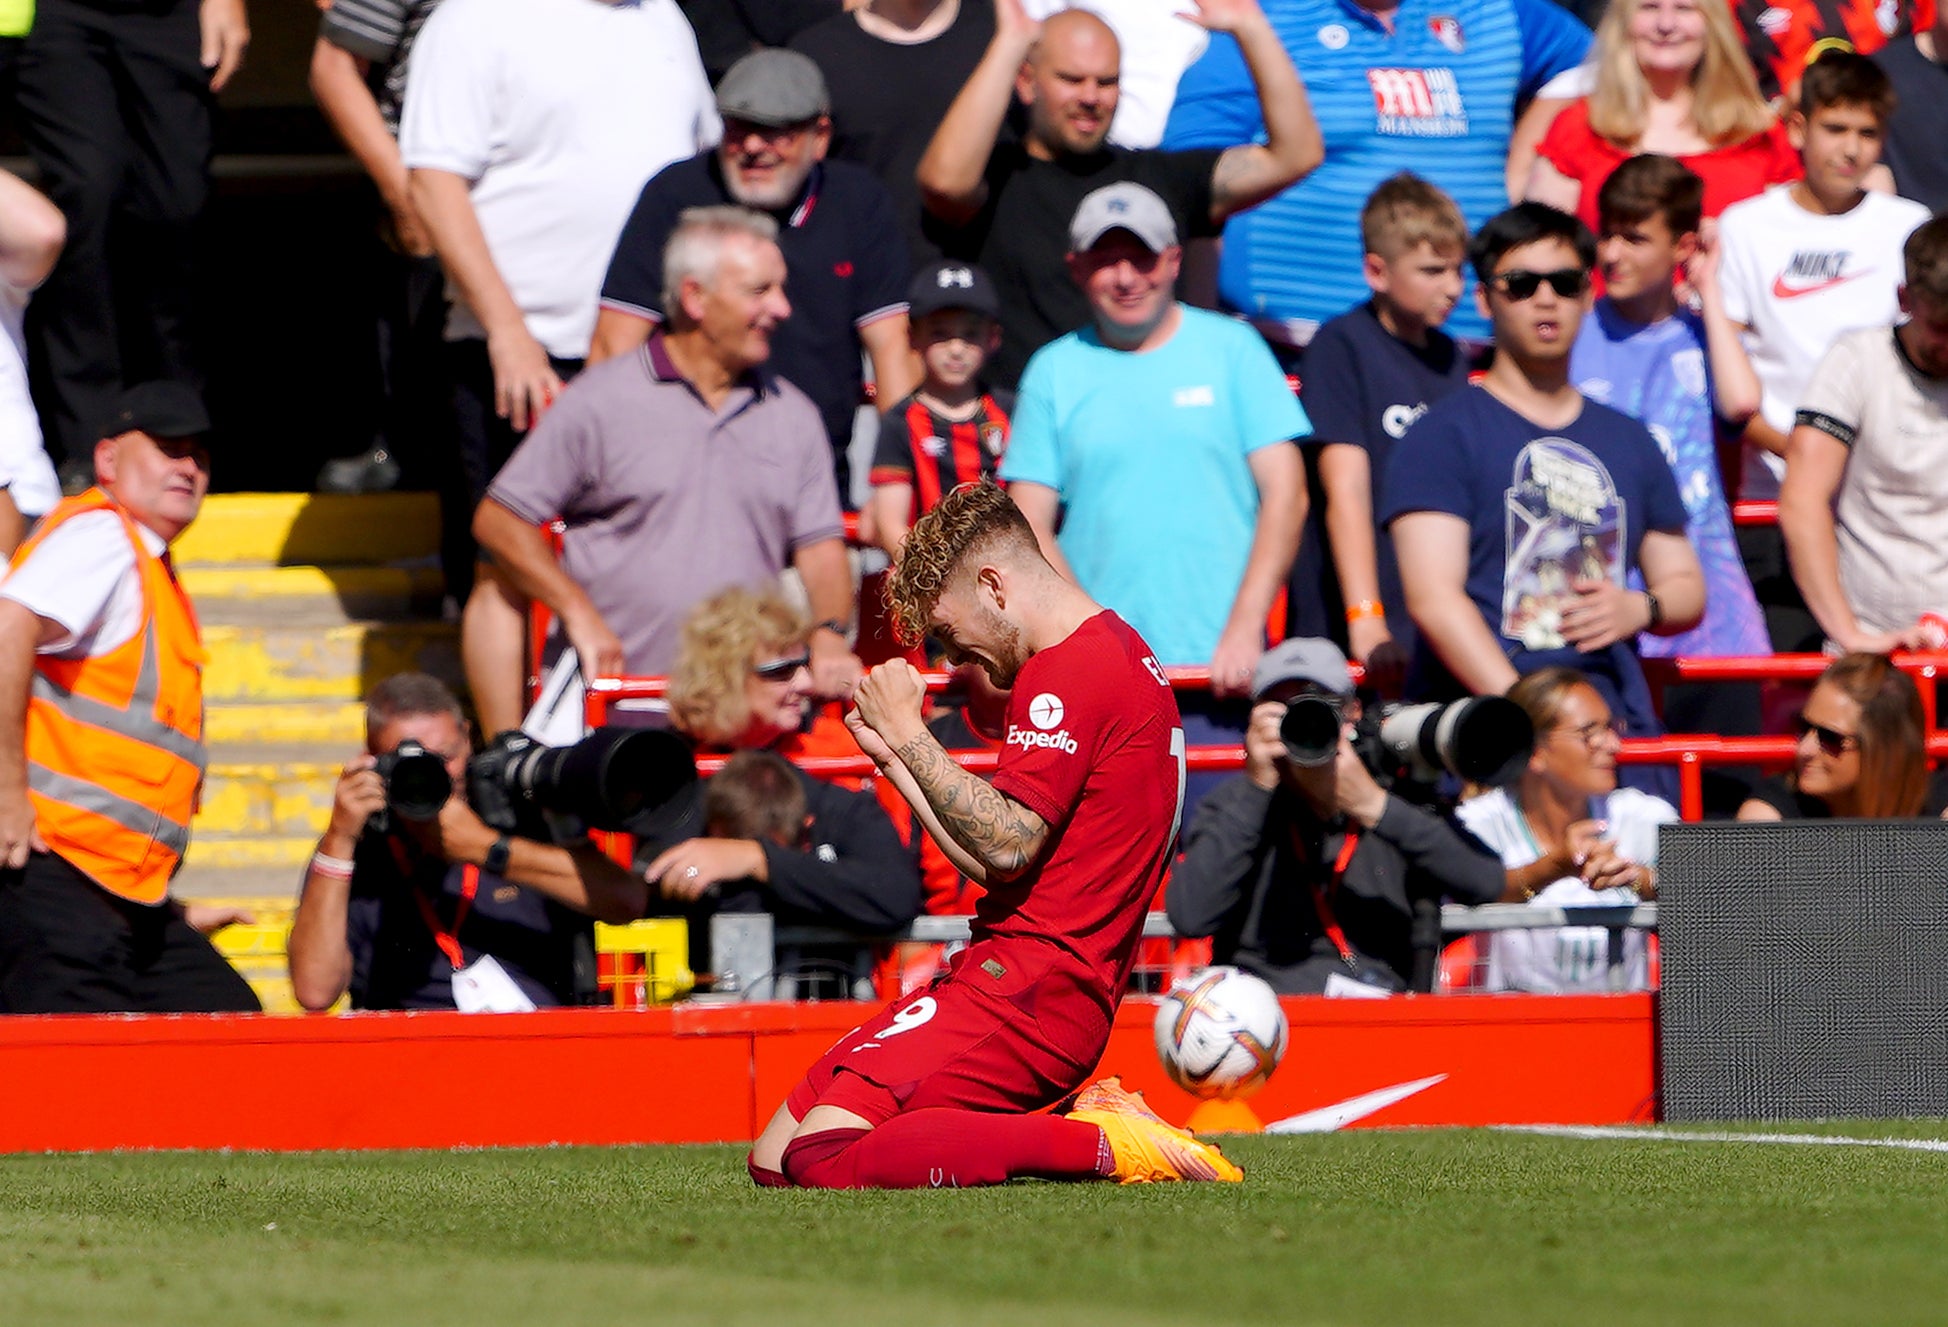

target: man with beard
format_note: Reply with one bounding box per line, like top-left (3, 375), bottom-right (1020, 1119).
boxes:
top-left (590, 49), bottom-right (919, 507)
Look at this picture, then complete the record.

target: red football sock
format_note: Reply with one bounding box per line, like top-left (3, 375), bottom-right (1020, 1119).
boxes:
top-left (782, 1109), bottom-right (1110, 1189)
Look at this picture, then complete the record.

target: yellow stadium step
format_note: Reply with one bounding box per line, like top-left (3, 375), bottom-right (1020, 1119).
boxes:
top-left (194, 744), bottom-right (342, 839)
top-left (203, 701), bottom-right (367, 745)
top-left (179, 562), bottom-right (446, 619)
top-left (174, 491), bottom-right (441, 566)
top-left (182, 835), bottom-right (319, 870)
top-left (203, 619), bottom-right (461, 702)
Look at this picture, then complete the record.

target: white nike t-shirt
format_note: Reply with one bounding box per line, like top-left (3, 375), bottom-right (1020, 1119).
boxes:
top-left (1717, 184), bottom-right (1932, 499)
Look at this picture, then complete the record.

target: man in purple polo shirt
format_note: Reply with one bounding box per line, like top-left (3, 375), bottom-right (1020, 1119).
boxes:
top-left (468, 206), bottom-right (862, 735)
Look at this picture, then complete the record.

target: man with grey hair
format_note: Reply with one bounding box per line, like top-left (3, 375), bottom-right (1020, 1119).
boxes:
top-left (466, 206), bottom-right (860, 735)
top-left (590, 48), bottom-right (918, 505)
top-left (1001, 182), bottom-right (1308, 799)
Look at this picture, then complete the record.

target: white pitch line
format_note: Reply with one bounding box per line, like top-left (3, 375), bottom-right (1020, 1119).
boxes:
top-left (1500, 1124), bottom-right (1948, 1154)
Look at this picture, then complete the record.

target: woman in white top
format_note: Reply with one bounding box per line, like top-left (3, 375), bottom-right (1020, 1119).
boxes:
top-left (1458, 666), bottom-right (1675, 992)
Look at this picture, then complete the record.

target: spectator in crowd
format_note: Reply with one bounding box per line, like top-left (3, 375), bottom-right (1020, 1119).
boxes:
top-left (1290, 174), bottom-right (1473, 693)
top-left (1381, 204), bottom-right (1703, 796)
top-left (1717, 54), bottom-right (1929, 657)
top-left (589, 49), bottom-right (916, 506)
top-left (790, 0), bottom-right (996, 262)
top-left (1163, 0), bottom-right (1589, 348)
top-left (0, 168), bottom-right (65, 557)
top-left (680, 0), bottom-right (841, 82)
top-left (470, 207), bottom-right (860, 737)
top-left (917, 0), bottom-right (1322, 388)
top-left (1457, 666), bottom-right (1672, 993)
top-left (1020, 0), bottom-right (1212, 149)
top-left (1524, 0), bottom-right (1798, 235)
top-left (1731, 0), bottom-right (1938, 104)
top-left (1000, 184), bottom-right (1307, 771)
top-left (402, 0), bottom-right (720, 733)
top-left (0, 382), bottom-right (259, 1014)
top-left (869, 260), bottom-right (1012, 560)
top-left (285, 673), bottom-right (644, 1012)
top-left (1166, 638), bottom-right (1505, 996)
top-left (13, 0), bottom-right (248, 488)
top-left (1737, 652), bottom-right (1941, 820)
top-left (309, 0), bottom-right (472, 608)
top-left (1778, 214), bottom-right (1948, 654)
top-left (1570, 156), bottom-right (1769, 675)
top-left (1874, 2), bottom-right (1948, 212)
top-left (632, 588), bottom-right (922, 974)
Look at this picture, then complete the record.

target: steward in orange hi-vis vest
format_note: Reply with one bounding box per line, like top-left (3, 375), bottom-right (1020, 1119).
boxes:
top-left (17, 487), bottom-right (206, 904)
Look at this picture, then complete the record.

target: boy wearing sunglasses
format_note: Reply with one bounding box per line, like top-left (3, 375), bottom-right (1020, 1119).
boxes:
top-left (1380, 203), bottom-right (1705, 794)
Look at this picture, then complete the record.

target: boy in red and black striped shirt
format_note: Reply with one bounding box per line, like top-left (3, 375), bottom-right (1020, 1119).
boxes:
top-left (868, 261), bottom-right (1012, 559)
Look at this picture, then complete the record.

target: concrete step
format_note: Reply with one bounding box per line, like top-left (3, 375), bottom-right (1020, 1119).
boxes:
top-left (194, 742), bottom-right (346, 840)
top-left (181, 562), bottom-right (447, 620)
top-left (171, 867), bottom-right (308, 903)
top-left (204, 701), bottom-right (367, 745)
top-left (203, 619), bottom-right (461, 702)
top-left (175, 491), bottom-right (440, 566)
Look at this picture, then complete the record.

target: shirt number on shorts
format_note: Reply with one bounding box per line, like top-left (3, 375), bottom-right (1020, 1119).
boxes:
top-left (873, 995), bottom-right (937, 1040)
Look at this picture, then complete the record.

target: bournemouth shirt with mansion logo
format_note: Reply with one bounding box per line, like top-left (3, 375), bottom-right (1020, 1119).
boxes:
top-left (1161, 0), bottom-right (1589, 344)
top-left (982, 612), bottom-right (1184, 1010)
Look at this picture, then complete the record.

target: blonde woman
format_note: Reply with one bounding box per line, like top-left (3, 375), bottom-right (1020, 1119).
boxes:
top-left (1523, 0), bottom-right (1796, 232)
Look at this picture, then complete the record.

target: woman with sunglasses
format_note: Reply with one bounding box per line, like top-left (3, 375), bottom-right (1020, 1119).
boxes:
top-left (1736, 652), bottom-right (1942, 821)
top-left (1521, 0), bottom-right (1796, 234)
top-left (1457, 666), bottom-right (1675, 991)
top-left (629, 587), bottom-right (922, 984)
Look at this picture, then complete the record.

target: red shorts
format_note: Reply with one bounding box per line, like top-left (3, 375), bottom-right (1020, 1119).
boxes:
top-left (784, 937), bottom-right (1114, 1126)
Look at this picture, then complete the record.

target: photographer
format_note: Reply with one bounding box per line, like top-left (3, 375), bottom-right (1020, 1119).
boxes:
top-left (1166, 639), bottom-right (1504, 995)
top-left (287, 673), bottom-right (644, 1012)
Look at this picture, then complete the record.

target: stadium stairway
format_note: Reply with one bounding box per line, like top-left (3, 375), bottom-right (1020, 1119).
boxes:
top-left (171, 492), bottom-right (461, 905)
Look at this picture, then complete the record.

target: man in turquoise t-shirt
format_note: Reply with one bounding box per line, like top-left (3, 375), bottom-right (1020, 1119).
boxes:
top-left (1001, 183), bottom-right (1308, 775)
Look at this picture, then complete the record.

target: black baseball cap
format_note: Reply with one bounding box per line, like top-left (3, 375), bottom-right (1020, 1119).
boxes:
top-left (102, 381), bottom-right (210, 442)
top-left (907, 260), bottom-right (1000, 321)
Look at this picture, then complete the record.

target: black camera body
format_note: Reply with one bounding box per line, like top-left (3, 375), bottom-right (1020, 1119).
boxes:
top-left (1278, 695), bottom-right (1534, 792)
top-left (374, 738), bottom-right (453, 825)
top-left (372, 727), bottom-right (697, 841)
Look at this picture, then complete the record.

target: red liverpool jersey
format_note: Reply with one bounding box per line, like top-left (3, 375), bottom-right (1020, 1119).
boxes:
top-left (982, 611), bottom-right (1185, 1005)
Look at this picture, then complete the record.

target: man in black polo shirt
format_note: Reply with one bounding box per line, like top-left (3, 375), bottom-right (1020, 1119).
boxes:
top-left (589, 49), bottom-right (918, 505)
top-left (914, 0), bottom-right (1322, 388)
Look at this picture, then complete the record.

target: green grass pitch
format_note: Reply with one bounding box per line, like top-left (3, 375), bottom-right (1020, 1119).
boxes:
top-left (4, 1125), bottom-right (1945, 1326)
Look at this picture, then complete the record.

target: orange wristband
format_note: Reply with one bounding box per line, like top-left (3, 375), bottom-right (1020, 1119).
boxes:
top-left (1344, 600), bottom-right (1385, 625)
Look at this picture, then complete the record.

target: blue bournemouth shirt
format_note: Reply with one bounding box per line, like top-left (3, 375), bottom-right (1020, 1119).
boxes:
top-left (1161, 0), bottom-right (1588, 344)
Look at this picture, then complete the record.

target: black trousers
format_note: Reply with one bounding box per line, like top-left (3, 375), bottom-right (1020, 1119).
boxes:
top-left (15, 0), bottom-right (211, 465)
top-left (447, 337), bottom-right (582, 601)
top-left (0, 851), bottom-right (260, 1013)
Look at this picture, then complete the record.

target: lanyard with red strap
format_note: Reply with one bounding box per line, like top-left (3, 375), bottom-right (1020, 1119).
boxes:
top-left (389, 838), bottom-right (480, 971)
top-left (1287, 823), bottom-right (1362, 970)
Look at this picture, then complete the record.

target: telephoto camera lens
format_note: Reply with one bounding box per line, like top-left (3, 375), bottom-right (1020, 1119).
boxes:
top-left (1375, 696), bottom-right (1534, 787)
top-left (1278, 695), bottom-right (1345, 767)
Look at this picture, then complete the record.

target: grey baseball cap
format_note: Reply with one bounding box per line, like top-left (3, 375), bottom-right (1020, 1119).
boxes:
top-left (1251, 638), bottom-right (1354, 701)
top-left (716, 50), bottom-right (831, 127)
top-left (1068, 182), bottom-right (1179, 254)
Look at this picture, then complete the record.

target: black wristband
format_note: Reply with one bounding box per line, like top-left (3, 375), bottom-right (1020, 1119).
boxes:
top-left (483, 835), bottom-right (512, 876)
top-left (1643, 591), bottom-right (1663, 629)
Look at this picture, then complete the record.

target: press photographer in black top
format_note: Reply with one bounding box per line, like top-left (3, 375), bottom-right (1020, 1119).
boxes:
top-left (286, 673), bottom-right (668, 1012)
top-left (1166, 639), bottom-right (1507, 995)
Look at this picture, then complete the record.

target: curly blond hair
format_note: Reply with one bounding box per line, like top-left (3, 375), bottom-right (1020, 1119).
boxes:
top-left (885, 480), bottom-right (1038, 646)
top-left (667, 586), bottom-right (807, 745)
top-left (1586, 0), bottom-right (1774, 148)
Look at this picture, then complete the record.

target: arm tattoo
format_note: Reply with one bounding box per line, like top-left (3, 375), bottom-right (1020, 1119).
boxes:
top-left (896, 731), bottom-right (1045, 878)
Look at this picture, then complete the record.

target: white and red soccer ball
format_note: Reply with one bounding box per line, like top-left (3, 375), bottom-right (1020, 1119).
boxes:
top-left (1152, 966), bottom-right (1289, 1100)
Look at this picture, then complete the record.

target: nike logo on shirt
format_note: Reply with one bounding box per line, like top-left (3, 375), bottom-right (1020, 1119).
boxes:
top-left (1771, 270), bottom-right (1871, 299)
